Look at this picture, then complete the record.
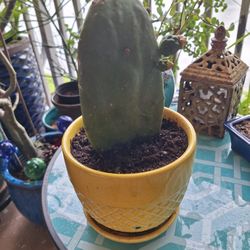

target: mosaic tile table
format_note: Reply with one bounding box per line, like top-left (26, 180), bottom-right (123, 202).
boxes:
top-left (42, 133), bottom-right (250, 250)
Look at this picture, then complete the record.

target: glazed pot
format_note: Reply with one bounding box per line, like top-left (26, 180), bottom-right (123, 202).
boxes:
top-left (163, 69), bottom-right (175, 107)
top-left (51, 93), bottom-right (81, 120)
top-left (225, 115), bottom-right (250, 162)
top-left (0, 37), bottom-right (46, 135)
top-left (0, 132), bottom-right (62, 225)
top-left (55, 81), bottom-right (79, 104)
top-left (62, 108), bottom-right (196, 242)
top-left (42, 107), bottom-right (59, 132)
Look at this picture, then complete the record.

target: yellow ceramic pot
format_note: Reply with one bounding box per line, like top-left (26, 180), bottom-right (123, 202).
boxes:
top-left (62, 108), bottom-right (196, 242)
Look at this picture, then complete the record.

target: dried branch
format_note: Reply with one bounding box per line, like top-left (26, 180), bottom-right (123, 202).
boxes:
top-left (0, 98), bottom-right (37, 159)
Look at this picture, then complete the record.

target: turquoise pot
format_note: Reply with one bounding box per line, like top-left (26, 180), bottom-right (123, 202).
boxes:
top-left (42, 107), bottom-right (60, 132)
top-left (163, 69), bottom-right (175, 107)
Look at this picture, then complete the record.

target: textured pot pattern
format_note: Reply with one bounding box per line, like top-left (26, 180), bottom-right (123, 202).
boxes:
top-left (62, 108), bottom-right (196, 233)
top-left (0, 37), bottom-right (46, 135)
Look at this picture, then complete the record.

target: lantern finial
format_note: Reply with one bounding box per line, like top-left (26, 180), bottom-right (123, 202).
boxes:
top-left (211, 26), bottom-right (227, 51)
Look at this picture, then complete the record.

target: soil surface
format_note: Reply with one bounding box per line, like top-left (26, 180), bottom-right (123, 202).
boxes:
top-left (234, 120), bottom-right (250, 140)
top-left (11, 137), bottom-right (61, 181)
top-left (71, 120), bottom-right (188, 174)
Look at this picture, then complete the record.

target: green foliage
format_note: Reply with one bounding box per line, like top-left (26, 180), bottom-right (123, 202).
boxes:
top-left (0, 0), bottom-right (27, 42)
top-left (150, 0), bottom-right (234, 58)
top-left (238, 91), bottom-right (250, 116)
top-left (64, 23), bottom-right (80, 60)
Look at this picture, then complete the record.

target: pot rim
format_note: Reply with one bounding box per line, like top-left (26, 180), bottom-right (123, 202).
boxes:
top-left (51, 93), bottom-right (81, 108)
top-left (0, 131), bottom-right (62, 189)
top-left (1, 36), bottom-right (30, 56)
top-left (42, 107), bottom-right (59, 131)
top-left (56, 81), bottom-right (79, 99)
top-left (62, 108), bottom-right (197, 178)
top-left (1, 158), bottom-right (42, 189)
top-left (224, 115), bottom-right (250, 145)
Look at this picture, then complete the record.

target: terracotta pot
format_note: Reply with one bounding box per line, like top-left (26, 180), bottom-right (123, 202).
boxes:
top-left (61, 108), bottom-right (196, 243)
top-left (55, 81), bottom-right (79, 104)
top-left (51, 93), bottom-right (81, 120)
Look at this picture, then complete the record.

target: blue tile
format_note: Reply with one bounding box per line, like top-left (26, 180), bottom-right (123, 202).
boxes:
top-left (52, 218), bottom-right (80, 237)
top-left (221, 168), bottom-right (234, 178)
top-left (221, 182), bottom-right (235, 198)
top-left (194, 177), bottom-right (214, 185)
top-left (159, 243), bottom-right (185, 250)
top-left (221, 149), bottom-right (234, 165)
top-left (241, 171), bottom-right (250, 181)
top-left (193, 163), bottom-right (214, 175)
top-left (242, 186), bottom-right (250, 202)
top-left (196, 149), bottom-right (215, 161)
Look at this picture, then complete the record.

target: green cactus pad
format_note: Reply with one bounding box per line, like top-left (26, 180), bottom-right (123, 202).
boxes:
top-left (159, 35), bottom-right (182, 57)
top-left (78, 0), bottom-right (163, 151)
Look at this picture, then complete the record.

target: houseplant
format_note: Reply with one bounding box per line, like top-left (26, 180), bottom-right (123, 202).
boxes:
top-left (62, 0), bottom-right (196, 243)
top-left (0, 49), bottom-right (63, 225)
top-left (0, 0), bottom-right (46, 135)
top-left (225, 115), bottom-right (250, 162)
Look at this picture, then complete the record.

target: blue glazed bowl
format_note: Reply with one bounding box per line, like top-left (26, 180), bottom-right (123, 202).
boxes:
top-left (42, 107), bottom-right (59, 132)
top-left (224, 115), bottom-right (250, 162)
top-left (0, 131), bottom-right (62, 225)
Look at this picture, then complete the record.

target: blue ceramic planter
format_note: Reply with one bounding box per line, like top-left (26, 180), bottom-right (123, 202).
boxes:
top-left (42, 107), bottom-right (60, 132)
top-left (225, 115), bottom-right (250, 162)
top-left (0, 132), bottom-right (62, 225)
top-left (0, 37), bottom-right (46, 136)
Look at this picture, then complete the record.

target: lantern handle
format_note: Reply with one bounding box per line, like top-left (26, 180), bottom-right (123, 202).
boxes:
top-left (211, 26), bottom-right (227, 51)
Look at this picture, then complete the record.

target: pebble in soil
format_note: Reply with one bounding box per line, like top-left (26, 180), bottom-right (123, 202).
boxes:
top-left (71, 119), bottom-right (188, 174)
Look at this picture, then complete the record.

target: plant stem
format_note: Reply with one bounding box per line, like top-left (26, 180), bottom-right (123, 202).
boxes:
top-left (0, 0), bottom-right (17, 32)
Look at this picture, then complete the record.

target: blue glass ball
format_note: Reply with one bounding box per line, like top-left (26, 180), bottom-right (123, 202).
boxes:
top-left (0, 140), bottom-right (18, 159)
top-left (57, 115), bottom-right (73, 133)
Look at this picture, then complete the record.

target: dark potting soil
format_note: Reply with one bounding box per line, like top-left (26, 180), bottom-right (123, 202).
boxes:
top-left (71, 120), bottom-right (188, 174)
top-left (11, 138), bottom-right (60, 181)
top-left (234, 120), bottom-right (250, 140)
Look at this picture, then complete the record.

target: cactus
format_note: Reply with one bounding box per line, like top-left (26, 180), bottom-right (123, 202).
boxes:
top-left (78, 0), bottom-right (184, 151)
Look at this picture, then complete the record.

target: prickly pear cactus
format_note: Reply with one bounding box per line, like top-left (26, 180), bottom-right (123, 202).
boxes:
top-left (78, 0), bottom-right (181, 151)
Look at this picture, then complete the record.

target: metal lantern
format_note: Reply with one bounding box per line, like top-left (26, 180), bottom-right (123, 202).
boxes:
top-left (178, 26), bottom-right (248, 138)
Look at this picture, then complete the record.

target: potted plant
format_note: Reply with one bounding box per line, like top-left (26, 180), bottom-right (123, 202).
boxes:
top-left (51, 81), bottom-right (81, 120)
top-left (225, 115), bottom-right (250, 162)
top-left (0, 0), bottom-right (46, 136)
top-left (42, 106), bottom-right (60, 132)
top-left (0, 49), bottom-right (65, 225)
top-left (61, 0), bottom-right (196, 244)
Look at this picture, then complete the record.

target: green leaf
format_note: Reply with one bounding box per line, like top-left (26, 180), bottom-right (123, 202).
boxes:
top-left (170, 6), bottom-right (176, 17)
top-left (228, 23), bottom-right (235, 31)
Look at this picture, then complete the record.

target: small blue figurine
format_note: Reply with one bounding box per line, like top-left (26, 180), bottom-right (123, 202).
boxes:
top-left (56, 115), bottom-right (73, 133)
top-left (0, 140), bottom-right (18, 160)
